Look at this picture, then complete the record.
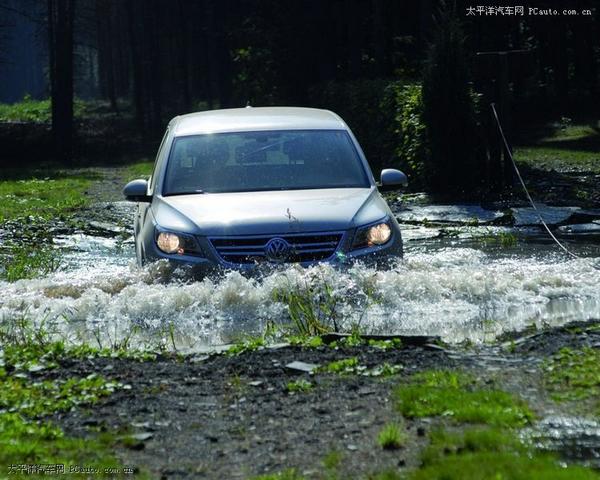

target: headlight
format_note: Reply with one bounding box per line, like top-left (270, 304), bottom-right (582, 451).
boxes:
top-left (367, 223), bottom-right (391, 245)
top-left (352, 220), bottom-right (392, 250)
top-left (155, 230), bottom-right (204, 256)
top-left (157, 232), bottom-right (182, 254)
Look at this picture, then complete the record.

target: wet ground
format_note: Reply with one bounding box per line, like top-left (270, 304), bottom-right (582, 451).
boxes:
top-left (48, 321), bottom-right (600, 479)
top-left (2, 166), bottom-right (600, 477)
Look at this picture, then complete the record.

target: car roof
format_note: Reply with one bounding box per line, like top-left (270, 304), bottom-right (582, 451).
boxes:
top-left (170, 107), bottom-right (347, 136)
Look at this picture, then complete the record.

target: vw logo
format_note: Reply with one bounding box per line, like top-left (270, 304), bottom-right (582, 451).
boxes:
top-left (265, 237), bottom-right (290, 262)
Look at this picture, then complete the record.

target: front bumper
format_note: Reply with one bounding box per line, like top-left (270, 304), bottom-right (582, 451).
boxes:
top-left (140, 226), bottom-right (403, 275)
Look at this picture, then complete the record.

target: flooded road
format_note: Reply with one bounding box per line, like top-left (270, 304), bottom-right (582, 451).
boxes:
top-left (2, 199), bottom-right (599, 351)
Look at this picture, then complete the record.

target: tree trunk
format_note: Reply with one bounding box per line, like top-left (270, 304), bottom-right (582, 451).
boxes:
top-left (48, 0), bottom-right (74, 164)
top-left (125, 0), bottom-right (144, 131)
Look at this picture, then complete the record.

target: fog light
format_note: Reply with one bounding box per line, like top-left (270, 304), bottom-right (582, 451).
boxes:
top-left (366, 223), bottom-right (391, 246)
top-left (157, 232), bottom-right (182, 254)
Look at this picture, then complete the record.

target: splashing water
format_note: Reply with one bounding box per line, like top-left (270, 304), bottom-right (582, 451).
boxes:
top-left (1, 203), bottom-right (600, 351)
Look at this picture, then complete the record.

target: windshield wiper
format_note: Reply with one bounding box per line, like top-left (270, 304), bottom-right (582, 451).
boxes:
top-left (164, 190), bottom-right (205, 196)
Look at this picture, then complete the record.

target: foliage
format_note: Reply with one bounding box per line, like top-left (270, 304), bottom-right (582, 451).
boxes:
top-left (308, 79), bottom-right (432, 189)
top-left (377, 422), bottom-right (406, 450)
top-left (384, 83), bottom-right (428, 188)
top-left (308, 79), bottom-right (397, 173)
top-left (395, 370), bottom-right (533, 427)
top-left (421, 6), bottom-right (482, 195)
top-left (543, 347), bottom-right (600, 407)
top-left (0, 94), bottom-right (87, 123)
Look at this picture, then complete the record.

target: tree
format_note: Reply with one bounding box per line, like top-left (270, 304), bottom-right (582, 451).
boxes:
top-left (47, 0), bottom-right (74, 163)
top-left (421, 4), bottom-right (481, 196)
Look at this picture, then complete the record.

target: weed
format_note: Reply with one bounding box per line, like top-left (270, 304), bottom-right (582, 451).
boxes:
top-left (367, 338), bottom-right (403, 350)
top-left (227, 335), bottom-right (266, 356)
top-left (377, 422), bottom-right (406, 450)
top-left (321, 357), bottom-right (360, 375)
top-left (476, 228), bottom-right (517, 248)
top-left (272, 276), bottom-right (338, 336)
top-left (286, 379), bottom-right (313, 393)
top-left (367, 363), bottom-right (403, 378)
top-left (322, 450), bottom-right (342, 470)
top-left (395, 370), bottom-right (533, 427)
top-left (286, 334), bottom-right (324, 348)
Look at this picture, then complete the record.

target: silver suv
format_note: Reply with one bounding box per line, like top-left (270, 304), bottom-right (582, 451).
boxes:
top-left (123, 107), bottom-right (407, 273)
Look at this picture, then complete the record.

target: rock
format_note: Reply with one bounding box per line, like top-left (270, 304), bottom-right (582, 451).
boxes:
top-left (285, 361), bottom-right (319, 373)
top-left (557, 223), bottom-right (600, 235)
top-left (27, 363), bottom-right (46, 373)
top-left (129, 432), bottom-right (154, 441)
top-left (512, 204), bottom-right (580, 226)
top-left (396, 204), bottom-right (506, 225)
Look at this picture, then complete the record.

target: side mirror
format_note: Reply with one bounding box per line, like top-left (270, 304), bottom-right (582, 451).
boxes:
top-left (123, 179), bottom-right (151, 202)
top-left (379, 169), bottom-right (408, 192)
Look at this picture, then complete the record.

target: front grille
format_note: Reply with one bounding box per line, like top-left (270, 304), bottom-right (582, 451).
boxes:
top-left (209, 232), bottom-right (344, 265)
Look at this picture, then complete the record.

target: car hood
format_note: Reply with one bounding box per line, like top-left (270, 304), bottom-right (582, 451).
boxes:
top-left (154, 188), bottom-right (388, 236)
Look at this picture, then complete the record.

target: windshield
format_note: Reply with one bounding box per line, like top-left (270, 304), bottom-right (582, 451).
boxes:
top-left (162, 130), bottom-right (370, 194)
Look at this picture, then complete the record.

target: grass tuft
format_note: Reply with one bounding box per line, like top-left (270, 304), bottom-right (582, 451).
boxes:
top-left (377, 422), bottom-right (406, 450)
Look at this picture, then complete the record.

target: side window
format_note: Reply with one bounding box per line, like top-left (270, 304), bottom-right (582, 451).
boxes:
top-left (149, 128), bottom-right (169, 194)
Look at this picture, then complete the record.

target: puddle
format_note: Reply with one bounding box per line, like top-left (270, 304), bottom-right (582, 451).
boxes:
top-left (1, 202), bottom-right (600, 350)
top-left (524, 416), bottom-right (600, 468)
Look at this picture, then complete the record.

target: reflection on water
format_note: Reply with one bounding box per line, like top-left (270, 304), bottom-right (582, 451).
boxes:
top-left (523, 416), bottom-right (600, 469)
top-left (1, 202), bottom-right (600, 350)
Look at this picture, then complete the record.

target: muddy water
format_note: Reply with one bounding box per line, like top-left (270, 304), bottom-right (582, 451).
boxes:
top-left (1, 201), bottom-right (600, 350)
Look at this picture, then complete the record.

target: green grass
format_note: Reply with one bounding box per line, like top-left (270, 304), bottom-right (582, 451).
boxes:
top-left (0, 366), bottom-right (123, 473)
top-left (377, 422), bottom-right (406, 450)
top-left (286, 379), bottom-right (313, 393)
top-left (254, 469), bottom-right (305, 480)
top-left (514, 146), bottom-right (600, 173)
top-left (544, 347), bottom-right (600, 408)
top-left (0, 95), bottom-right (87, 123)
top-left (124, 160), bottom-right (154, 181)
top-left (0, 172), bottom-right (94, 222)
top-left (395, 370), bottom-right (534, 427)
top-left (0, 330), bottom-right (153, 476)
top-left (1, 243), bottom-right (61, 282)
top-left (409, 427), bottom-right (600, 480)
top-left (514, 121), bottom-right (600, 173)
